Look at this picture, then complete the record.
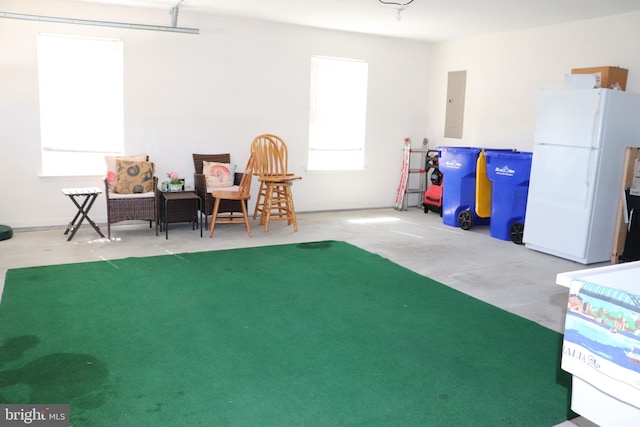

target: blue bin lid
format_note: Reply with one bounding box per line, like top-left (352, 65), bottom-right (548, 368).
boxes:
top-left (436, 146), bottom-right (482, 154)
top-left (484, 150), bottom-right (532, 159)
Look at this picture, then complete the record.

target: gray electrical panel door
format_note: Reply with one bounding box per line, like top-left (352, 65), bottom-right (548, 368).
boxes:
top-left (444, 70), bottom-right (466, 139)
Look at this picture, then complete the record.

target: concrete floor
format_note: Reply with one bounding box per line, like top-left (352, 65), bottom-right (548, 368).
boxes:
top-left (0, 207), bottom-right (601, 426)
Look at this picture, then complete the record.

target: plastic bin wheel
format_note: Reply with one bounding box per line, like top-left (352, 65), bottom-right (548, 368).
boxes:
top-left (510, 222), bottom-right (524, 244)
top-left (458, 210), bottom-right (474, 230)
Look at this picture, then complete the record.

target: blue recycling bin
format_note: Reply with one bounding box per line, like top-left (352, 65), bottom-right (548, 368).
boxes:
top-left (437, 147), bottom-right (491, 229)
top-left (485, 150), bottom-right (533, 244)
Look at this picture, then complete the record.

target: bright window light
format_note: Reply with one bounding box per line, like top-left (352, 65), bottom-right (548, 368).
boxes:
top-left (308, 56), bottom-right (368, 171)
top-left (38, 34), bottom-right (124, 176)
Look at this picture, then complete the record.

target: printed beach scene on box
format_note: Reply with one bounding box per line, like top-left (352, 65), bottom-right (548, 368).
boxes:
top-left (562, 279), bottom-right (640, 408)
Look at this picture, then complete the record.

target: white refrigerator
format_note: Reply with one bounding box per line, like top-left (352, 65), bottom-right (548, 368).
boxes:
top-left (523, 88), bottom-right (640, 264)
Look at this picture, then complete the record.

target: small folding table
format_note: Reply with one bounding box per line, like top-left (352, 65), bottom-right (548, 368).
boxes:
top-left (62, 187), bottom-right (105, 241)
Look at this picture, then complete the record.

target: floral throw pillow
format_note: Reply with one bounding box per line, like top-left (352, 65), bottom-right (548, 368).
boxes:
top-left (203, 161), bottom-right (236, 188)
top-left (114, 160), bottom-right (155, 194)
top-left (105, 154), bottom-right (147, 191)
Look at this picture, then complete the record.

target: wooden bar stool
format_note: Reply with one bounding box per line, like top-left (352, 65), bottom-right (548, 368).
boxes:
top-left (250, 134), bottom-right (301, 232)
top-left (259, 178), bottom-right (298, 232)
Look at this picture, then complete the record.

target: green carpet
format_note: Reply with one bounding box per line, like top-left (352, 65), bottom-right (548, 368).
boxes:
top-left (0, 241), bottom-right (573, 426)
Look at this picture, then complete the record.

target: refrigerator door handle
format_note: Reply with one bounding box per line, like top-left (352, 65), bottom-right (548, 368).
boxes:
top-left (582, 147), bottom-right (599, 209)
top-left (583, 93), bottom-right (604, 209)
top-left (584, 148), bottom-right (593, 208)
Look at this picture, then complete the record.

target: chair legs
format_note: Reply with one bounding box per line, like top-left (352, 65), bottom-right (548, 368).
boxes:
top-left (252, 180), bottom-right (267, 220)
top-left (209, 198), bottom-right (220, 237)
top-left (285, 186), bottom-right (298, 230)
top-left (209, 198), bottom-right (252, 238)
top-left (240, 199), bottom-right (252, 237)
top-left (259, 182), bottom-right (298, 232)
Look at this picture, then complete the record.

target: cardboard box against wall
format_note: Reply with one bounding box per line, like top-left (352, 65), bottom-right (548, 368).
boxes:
top-left (571, 66), bottom-right (628, 90)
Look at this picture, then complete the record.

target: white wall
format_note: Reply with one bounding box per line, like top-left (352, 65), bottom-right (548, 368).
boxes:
top-left (0, 0), bottom-right (431, 228)
top-left (5, 2), bottom-right (640, 230)
top-left (426, 11), bottom-right (640, 152)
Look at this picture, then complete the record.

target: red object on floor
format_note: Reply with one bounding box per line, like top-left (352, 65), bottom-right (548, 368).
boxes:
top-left (423, 172), bottom-right (443, 215)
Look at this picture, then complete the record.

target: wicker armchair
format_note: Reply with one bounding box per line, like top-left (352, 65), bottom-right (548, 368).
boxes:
top-left (192, 153), bottom-right (244, 226)
top-left (104, 172), bottom-right (158, 240)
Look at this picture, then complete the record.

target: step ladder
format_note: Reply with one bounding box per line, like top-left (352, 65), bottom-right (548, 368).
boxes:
top-left (394, 137), bottom-right (429, 211)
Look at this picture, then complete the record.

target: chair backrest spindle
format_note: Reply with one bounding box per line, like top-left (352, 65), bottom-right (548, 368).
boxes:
top-left (250, 134), bottom-right (290, 178)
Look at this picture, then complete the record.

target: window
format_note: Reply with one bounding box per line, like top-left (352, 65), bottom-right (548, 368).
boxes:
top-left (38, 34), bottom-right (124, 176)
top-left (308, 56), bottom-right (368, 171)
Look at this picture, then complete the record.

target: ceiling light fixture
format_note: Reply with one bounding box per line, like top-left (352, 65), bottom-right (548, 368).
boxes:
top-left (378, 0), bottom-right (415, 21)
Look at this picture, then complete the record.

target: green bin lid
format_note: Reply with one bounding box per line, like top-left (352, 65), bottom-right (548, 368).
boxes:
top-left (0, 225), bottom-right (13, 241)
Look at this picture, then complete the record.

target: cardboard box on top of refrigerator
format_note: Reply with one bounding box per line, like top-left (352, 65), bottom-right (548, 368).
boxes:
top-left (571, 66), bottom-right (628, 90)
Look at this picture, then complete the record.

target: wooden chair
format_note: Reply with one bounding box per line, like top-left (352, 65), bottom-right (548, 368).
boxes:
top-left (209, 153), bottom-right (256, 238)
top-left (250, 134), bottom-right (301, 232)
top-left (192, 153), bottom-right (244, 227)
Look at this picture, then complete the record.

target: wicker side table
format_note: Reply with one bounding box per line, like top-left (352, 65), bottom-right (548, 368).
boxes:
top-left (159, 191), bottom-right (202, 239)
